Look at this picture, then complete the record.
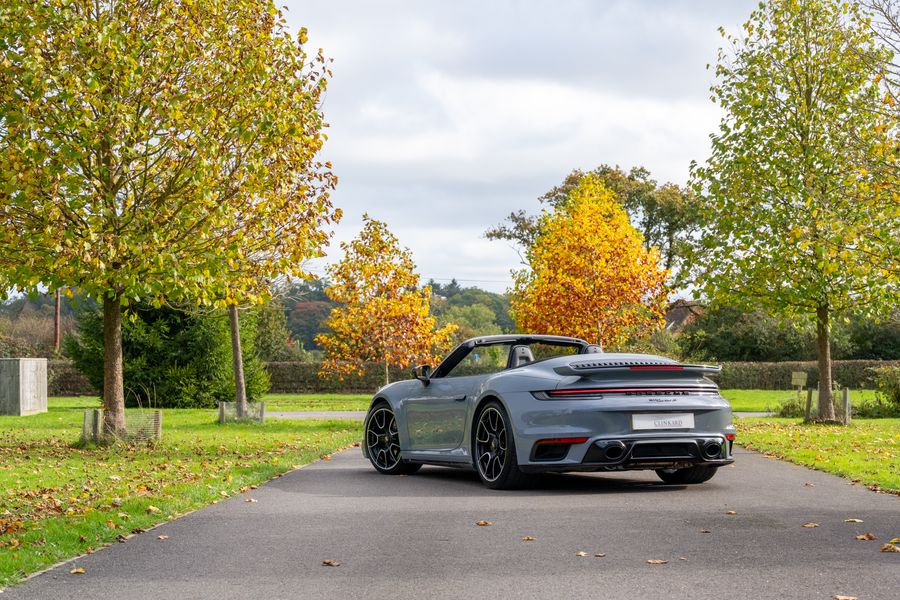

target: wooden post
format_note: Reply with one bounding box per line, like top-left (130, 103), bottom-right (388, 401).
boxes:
top-left (842, 387), bottom-right (851, 424)
top-left (218, 401), bottom-right (225, 424)
top-left (82, 410), bottom-right (91, 441)
top-left (259, 401), bottom-right (266, 423)
top-left (804, 388), bottom-right (814, 423)
top-left (92, 408), bottom-right (104, 441)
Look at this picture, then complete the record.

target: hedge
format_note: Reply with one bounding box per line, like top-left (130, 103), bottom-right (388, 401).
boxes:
top-left (48, 358), bottom-right (900, 396)
top-left (715, 360), bottom-right (900, 390)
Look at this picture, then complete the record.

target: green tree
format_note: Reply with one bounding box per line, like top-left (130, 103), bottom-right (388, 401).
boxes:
top-left (0, 1), bottom-right (338, 434)
top-left (691, 0), bottom-right (897, 419)
top-left (437, 303), bottom-right (502, 343)
top-left (487, 165), bottom-right (700, 284)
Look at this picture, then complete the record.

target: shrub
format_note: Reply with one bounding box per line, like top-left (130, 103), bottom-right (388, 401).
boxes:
top-left (775, 394), bottom-right (806, 418)
top-left (872, 366), bottom-right (900, 409)
top-left (65, 304), bottom-right (269, 408)
top-left (716, 360), bottom-right (900, 390)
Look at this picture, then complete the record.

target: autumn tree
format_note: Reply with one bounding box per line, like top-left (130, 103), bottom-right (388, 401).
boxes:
top-left (511, 174), bottom-right (668, 347)
top-left (316, 216), bottom-right (456, 386)
top-left (487, 165), bottom-right (700, 285)
top-left (0, 1), bottom-right (338, 434)
top-left (691, 0), bottom-right (897, 420)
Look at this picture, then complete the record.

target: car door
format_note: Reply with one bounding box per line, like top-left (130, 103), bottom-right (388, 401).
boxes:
top-left (403, 375), bottom-right (483, 452)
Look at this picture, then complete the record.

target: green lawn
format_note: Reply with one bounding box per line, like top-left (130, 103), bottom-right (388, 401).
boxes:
top-left (0, 397), bottom-right (362, 587)
top-left (736, 418), bottom-right (900, 492)
top-left (721, 388), bottom-right (878, 413)
top-left (264, 393), bottom-right (372, 411)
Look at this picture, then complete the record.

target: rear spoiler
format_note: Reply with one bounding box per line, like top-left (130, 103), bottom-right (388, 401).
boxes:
top-left (554, 361), bottom-right (721, 377)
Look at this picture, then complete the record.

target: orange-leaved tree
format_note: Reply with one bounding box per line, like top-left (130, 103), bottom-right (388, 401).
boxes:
top-left (316, 216), bottom-right (456, 386)
top-left (511, 174), bottom-right (668, 347)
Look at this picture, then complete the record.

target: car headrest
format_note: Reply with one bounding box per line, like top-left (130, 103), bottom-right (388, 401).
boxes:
top-left (509, 345), bottom-right (535, 368)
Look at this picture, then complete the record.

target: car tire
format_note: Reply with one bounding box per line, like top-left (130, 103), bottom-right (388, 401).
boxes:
top-left (473, 400), bottom-right (528, 490)
top-left (655, 465), bottom-right (718, 484)
top-left (365, 402), bottom-right (422, 476)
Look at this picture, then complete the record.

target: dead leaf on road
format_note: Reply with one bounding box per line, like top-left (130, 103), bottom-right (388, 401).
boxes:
top-left (844, 518), bottom-right (863, 523)
top-left (576, 551), bottom-right (587, 557)
top-left (700, 529), bottom-right (712, 534)
top-left (70, 567), bottom-right (85, 575)
top-left (646, 559), bottom-right (668, 565)
top-left (855, 533), bottom-right (876, 541)
top-left (521, 536), bottom-right (535, 542)
top-left (725, 511), bottom-right (737, 515)
top-left (322, 559), bottom-right (340, 567)
top-left (802, 522), bottom-right (819, 528)
top-left (880, 543), bottom-right (900, 553)
top-left (157, 535), bottom-right (169, 540)
top-left (245, 498), bottom-right (257, 503)
top-left (833, 595), bottom-right (858, 600)
top-left (890, 537), bottom-right (900, 544)
top-left (594, 553), bottom-right (606, 558)
top-left (678, 557), bottom-right (688, 561)
top-left (803, 482), bottom-right (815, 487)
top-left (475, 520), bottom-right (492, 527)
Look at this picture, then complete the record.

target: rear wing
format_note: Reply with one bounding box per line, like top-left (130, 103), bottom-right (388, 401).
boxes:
top-left (554, 360), bottom-right (721, 378)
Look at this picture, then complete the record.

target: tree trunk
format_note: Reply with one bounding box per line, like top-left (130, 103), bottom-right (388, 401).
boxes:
top-left (53, 289), bottom-right (61, 354)
top-left (102, 295), bottom-right (126, 436)
top-left (383, 360), bottom-right (390, 387)
top-left (229, 305), bottom-right (247, 417)
top-left (815, 305), bottom-right (835, 420)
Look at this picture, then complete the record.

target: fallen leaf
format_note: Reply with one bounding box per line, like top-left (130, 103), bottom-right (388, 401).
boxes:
top-left (245, 498), bottom-right (257, 503)
top-left (880, 543), bottom-right (900, 553)
top-left (855, 533), bottom-right (876, 541)
top-left (7, 538), bottom-right (20, 549)
top-left (833, 595), bottom-right (858, 600)
top-left (802, 522), bottom-right (819, 528)
top-left (844, 518), bottom-right (863, 523)
top-left (890, 537), bottom-right (900, 544)
top-left (475, 520), bottom-right (492, 527)
top-left (803, 482), bottom-right (815, 487)
top-left (700, 529), bottom-right (711, 534)
top-left (576, 551), bottom-right (588, 557)
top-left (321, 455), bottom-right (332, 461)
top-left (725, 511), bottom-right (737, 515)
top-left (146, 505), bottom-right (161, 514)
top-left (70, 567), bottom-right (85, 574)
top-left (157, 535), bottom-right (169, 540)
top-left (678, 556), bottom-right (688, 561)
top-left (322, 559), bottom-right (340, 567)
top-left (646, 559), bottom-right (668, 565)
top-left (594, 553), bottom-right (606, 558)
top-left (78, 535), bottom-right (87, 543)
top-left (105, 520), bottom-right (118, 529)
top-left (521, 536), bottom-right (535, 542)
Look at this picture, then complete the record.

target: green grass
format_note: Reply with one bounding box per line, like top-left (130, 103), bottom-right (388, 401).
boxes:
top-left (721, 389), bottom-right (878, 413)
top-left (736, 418), bottom-right (900, 492)
top-left (0, 397), bottom-right (361, 587)
top-left (264, 393), bottom-right (371, 411)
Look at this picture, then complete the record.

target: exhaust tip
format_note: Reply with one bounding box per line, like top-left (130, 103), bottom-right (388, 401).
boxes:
top-left (702, 441), bottom-right (722, 460)
top-left (602, 441), bottom-right (627, 461)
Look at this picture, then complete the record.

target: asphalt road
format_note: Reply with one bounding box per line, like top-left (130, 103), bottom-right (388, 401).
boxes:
top-left (4, 447), bottom-right (898, 600)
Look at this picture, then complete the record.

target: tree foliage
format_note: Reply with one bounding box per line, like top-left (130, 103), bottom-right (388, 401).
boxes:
top-left (487, 165), bottom-right (699, 284)
top-left (316, 216), bottom-right (456, 385)
top-left (510, 175), bottom-right (668, 347)
top-left (692, 0), bottom-right (899, 419)
top-left (0, 0), bottom-right (338, 431)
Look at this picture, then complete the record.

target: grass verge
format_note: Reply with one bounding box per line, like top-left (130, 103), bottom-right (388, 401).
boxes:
top-left (736, 418), bottom-right (900, 493)
top-left (0, 397), bottom-right (361, 587)
top-left (721, 389), bottom-right (877, 413)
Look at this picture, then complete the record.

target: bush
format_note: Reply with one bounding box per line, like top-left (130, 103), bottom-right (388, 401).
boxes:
top-left (775, 394), bottom-right (806, 418)
top-left (716, 360), bottom-right (900, 390)
top-left (65, 304), bottom-right (269, 408)
top-left (872, 366), bottom-right (900, 409)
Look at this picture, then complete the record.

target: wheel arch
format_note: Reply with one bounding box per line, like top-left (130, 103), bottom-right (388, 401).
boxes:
top-left (469, 393), bottom-right (507, 464)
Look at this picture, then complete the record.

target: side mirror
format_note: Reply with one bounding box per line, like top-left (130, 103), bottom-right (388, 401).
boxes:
top-left (412, 364), bottom-right (431, 385)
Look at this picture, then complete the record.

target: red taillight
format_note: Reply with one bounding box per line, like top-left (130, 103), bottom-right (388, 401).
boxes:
top-left (725, 433), bottom-right (736, 441)
top-left (546, 387), bottom-right (711, 396)
top-left (628, 365), bottom-right (684, 371)
top-left (535, 437), bottom-right (589, 445)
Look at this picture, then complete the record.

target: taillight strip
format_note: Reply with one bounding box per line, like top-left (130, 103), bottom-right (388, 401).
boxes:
top-left (547, 386), bottom-right (716, 396)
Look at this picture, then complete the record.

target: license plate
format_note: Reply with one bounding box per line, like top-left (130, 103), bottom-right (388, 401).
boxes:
top-left (632, 413), bottom-right (694, 430)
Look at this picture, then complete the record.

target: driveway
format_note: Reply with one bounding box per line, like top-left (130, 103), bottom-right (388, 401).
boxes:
top-left (4, 447), bottom-right (898, 599)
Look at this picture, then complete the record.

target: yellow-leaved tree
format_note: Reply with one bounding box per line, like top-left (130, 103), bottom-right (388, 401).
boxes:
top-left (316, 216), bottom-right (456, 386)
top-left (511, 174), bottom-right (668, 347)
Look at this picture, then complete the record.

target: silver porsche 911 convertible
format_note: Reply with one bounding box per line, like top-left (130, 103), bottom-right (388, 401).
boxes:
top-left (362, 334), bottom-right (735, 489)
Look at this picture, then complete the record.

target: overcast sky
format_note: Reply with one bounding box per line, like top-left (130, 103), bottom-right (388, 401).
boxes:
top-left (285, 0), bottom-right (756, 293)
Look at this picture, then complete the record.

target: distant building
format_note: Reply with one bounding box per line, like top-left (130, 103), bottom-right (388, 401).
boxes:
top-left (665, 299), bottom-right (704, 332)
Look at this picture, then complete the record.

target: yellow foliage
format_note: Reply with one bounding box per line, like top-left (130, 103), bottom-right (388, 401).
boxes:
top-left (511, 175), bottom-right (668, 346)
top-left (316, 216), bottom-right (456, 384)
